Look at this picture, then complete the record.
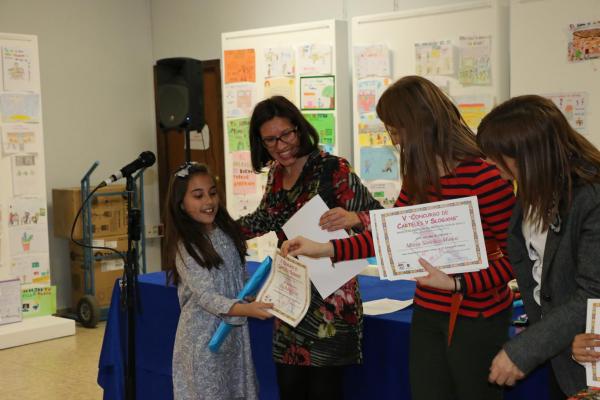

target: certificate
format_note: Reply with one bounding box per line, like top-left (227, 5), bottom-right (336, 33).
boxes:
top-left (585, 298), bottom-right (600, 387)
top-left (256, 250), bottom-right (311, 327)
top-left (370, 196), bottom-right (488, 280)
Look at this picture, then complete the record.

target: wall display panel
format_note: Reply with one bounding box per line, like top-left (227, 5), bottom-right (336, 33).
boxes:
top-left (221, 20), bottom-right (350, 260)
top-left (351, 1), bottom-right (509, 206)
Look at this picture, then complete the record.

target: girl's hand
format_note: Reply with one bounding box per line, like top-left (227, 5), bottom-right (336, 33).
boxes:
top-left (230, 301), bottom-right (274, 320)
top-left (281, 236), bottom-right (334, 258)
top-left (319, 208), bottom-right (360, 231)
top-left (414, 257), bottom-right (455, 291)
top-left (572, 333), bottom-right (600, 363)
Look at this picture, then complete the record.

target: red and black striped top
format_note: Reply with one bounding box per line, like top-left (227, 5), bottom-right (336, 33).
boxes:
top-left (332, 158), bottom-right (516, 318)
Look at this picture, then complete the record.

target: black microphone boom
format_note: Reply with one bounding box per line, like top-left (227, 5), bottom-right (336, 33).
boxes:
top-left (102, 151), bottom-right (156, 186)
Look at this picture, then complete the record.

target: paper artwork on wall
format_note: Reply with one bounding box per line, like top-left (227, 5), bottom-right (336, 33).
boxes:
top-left (11, 154), bottom-right (43, 196)
top-left (303, 112), bottom-right (335, 146)
top-left (544, 92), bottom-right (587, 133)
top-left (568, 21), bottom-right (600, 62)
top-left (21, 285), bottom-right (56, 318)
top-left (414, 39), bottom-right (455, 76)
top-left (224, 49), bottom-right (256, 83)
top-left (229, 194), bottom-right (262, 220)
top-left (366, 181), bottom-right (401, 209)
top-left (10, 254), bottom-right (50, 285)
top-left (0, 278), bottom-right (21, 325)
top-left (358, 114), bottom-right (390, 147)
top-left (458, 35), bottom-right (492, 86)
top-left (227, 118), bottom-right (250, 151)
top-left (264, 47), bottom-right (295, 77)
top-left (354, 45), bottom-right (392, 79)
top-left (2, 46), bottom-right (34, 92)
top-left (357, 78), bottom-right (390, 115)
top-left (300, 76), bottom-right (335, 110)
top-left (453, 94), bottom-right (494, 131)
top-left (264, 77), bottom-right (296, 103)
top-left (297, 44), bottom-right (332, 76)
top-left (224, 84), bottom-right (256, 118)
top-left (232, 151), bottom-right (257, 195)
top-left (360, 146), bottom-right (399, 181)
top-left (1, 124), bottom-right (40, 155)
top-left (0, 93), bottom-right (40, 123)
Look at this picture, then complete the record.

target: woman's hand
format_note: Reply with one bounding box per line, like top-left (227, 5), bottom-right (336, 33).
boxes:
top-left (572, 333), bottom-right (600, 363)
top-left (488, 349), bottom-right (525, 386)
top-left (229, 301), bottom-right (274, 320)
top-left (281, 236), bottom-right (334, 258)
top-left (414, 258), bottom-right (455, 291)
top-left (319, 208), bottom-right (361, 231)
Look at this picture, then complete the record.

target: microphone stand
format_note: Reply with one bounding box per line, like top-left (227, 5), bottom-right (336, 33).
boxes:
top-left (124, 174), bottom-right (142, 400)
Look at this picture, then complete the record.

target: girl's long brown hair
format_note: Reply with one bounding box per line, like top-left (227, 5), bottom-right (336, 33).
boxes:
top-left (376, 75), bottom-right (482, 204)
top-left (163, 163), bottom-right (247, 285)
top-left (477, 95), bottom-right (600, 229)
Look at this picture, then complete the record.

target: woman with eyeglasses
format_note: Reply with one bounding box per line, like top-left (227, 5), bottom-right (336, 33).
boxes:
top-left (237, 96), bottom-right (381, 400)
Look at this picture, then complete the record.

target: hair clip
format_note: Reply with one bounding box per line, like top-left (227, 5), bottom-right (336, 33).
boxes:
top-left (175, 162), bottom-right (199, 178)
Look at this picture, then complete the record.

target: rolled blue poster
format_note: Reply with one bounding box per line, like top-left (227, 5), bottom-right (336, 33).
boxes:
top-left (208, 256), bottom-right (273, 352)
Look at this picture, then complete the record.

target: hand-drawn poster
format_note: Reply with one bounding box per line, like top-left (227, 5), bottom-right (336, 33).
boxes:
top-left (545, 92), bottom-right (588, 133)
top-left (415, 40), bottom-right (454, 76)
top-left (11, 154), bottom-right (43, 196)
top-left (297, 44), bottom-right (332, 76)
top-left (264, 77), bottom-right (296, 103)
top-left (458, 35), bottom-right (492, 85)
top-left (568, 21), bottom-right (600, 62)
top-left (2, 46), bottom-right (34, 92)
top-left (303, 113), bottom-right (335, 146)
top-left (1, 124), bottom-right (40, 154)
top-left (453, 94), bottom-right (494, 131)
top-left (232, 151), bottom-right (256, 195)
top-left (354, 45), bottom-right (392, 79)
top-left (366, 181), bottom-right (400, 209)
top-left (360, 146), bottom-right (399, 181)
top-left (224, 49), bottom-right (256, 83)
top-left (7, 197), bottom-right (49, 258)
top-left (300, 76), bottom-right (335, 110)
top-left (357, 78), bottom-right (390, 114)
top-left (0, 93), bottom-right (40, 123)
top-left (224, 84), bottom-right (256, 118)
top-left (264, 47), bottom-right (295, 77)
top-left (227, 118), bottom-right (250, 151)
top-left (358, 114), bottom-right (390, 147)
top-left (21, 285), bottom-right (56, 318)
top-left (10, 254), bottom-right (50, 285)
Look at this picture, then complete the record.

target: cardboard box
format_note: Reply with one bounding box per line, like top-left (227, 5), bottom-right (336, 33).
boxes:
top-left (71, 258), bottom-right (124, 308)
top-left (53, 185), bottom-right (127, 239)
top-left (69, 234), bottom-right (128, 259)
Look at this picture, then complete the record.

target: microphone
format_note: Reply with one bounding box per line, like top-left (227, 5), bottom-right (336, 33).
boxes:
top-left (101, 151), bottom-right (156, 186)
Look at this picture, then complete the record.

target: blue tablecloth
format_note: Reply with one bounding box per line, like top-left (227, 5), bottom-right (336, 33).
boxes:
top-left (97, 263), bottom-right (549, 400)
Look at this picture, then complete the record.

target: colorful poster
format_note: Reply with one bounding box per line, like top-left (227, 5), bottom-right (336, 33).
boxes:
top-left (224, 49), bottom-right (256, 83)
top-left (415, 40), bottom-right (454, 76)
top-left (297, 44), bottom-right (332, 75)
top-left (454, 94), bottom-right (494, 131)
top-left (0, 93), bottom-right (40, 123)
top-left (11, 154), bottom-right (43, 196)
top-left (458, 35), bottom-right (492, 85)
top-left (544, 92), bottom-right (587, 133)
top-left (264, 77), bottom-right (296, 102)
top-left (2, 46), bottom-right (34, 91)
top-left (354, 45), bottom-right (392, 79)
top-left (227, 118), bottom-right (250, 151)
top-left (358, 113), bottom-right (390, 147)
top-left (1, 124), bottom-right (40, 154)
top-left (568, 21), bottom-right (600, 62)
top-left (232, 151), bottom-right (256, 195)
top-left (303, 113), bottom-right (335, 146)
top-left (10, 254), bottom-right (50, 285)
top-left (224, 84), bottom-right (256, 118)
top-left (360, 146), bottom-right (399, 181)
top-left (300, 76), bottom-right (335, 110)
top-left (21, 285), bottom-right (56, 318)
top-left (357, 78), bottom-right (390, 114)
top-left (264, 47), bottom-right (295, 77)
top-left (366, 181), bottom-right (401, 209)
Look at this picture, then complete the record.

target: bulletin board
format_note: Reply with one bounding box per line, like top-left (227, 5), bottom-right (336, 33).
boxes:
top-left (0, 32), bottom-right (53, 322)
top-left (510, 0), bottom-right (600, 146)
top-left (350, 0), bottom-right (510, 207)
top-left (221, 20), bottom-right (350, 260)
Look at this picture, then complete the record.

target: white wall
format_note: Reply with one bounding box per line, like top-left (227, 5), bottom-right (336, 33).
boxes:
top-left (0, 0), bottom-right (162, 310)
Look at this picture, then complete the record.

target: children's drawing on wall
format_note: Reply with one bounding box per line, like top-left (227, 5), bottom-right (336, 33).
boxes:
top-left (10, 254), bottom-right (50, 285)
top-left (0, 93), bottom-right (40, 123)
top-left (458, 35), bottom-right (492, 85)
top-left (2, 45), bottom-right (35, 91)
top-left (366, 181), bottom-right (401, 208)
top-left (7, 196), bottom-right (49, 258)
top-left (414, 39), bottom-right (455, 76)
top-left (232, 151), bottom-right (257, 195)
top-left (227, 117), bottom-right (251, 151)
top-left (297, 44), bottom-right (332, 76)
top-left (358, 114), bottom-right (390, 147)
top-left (224, 84), bottom-right (256, 118)
top-left (224, 49), bottom-right (256, 83)
top-left (354, 44), bottom-right (392, 79)
top-left (21, 286), bottom-right (56, 318)
top-left (544, 92), bottom-right (588, 133)
top-left (1, 124), bottom-right (39, 154)
top-left (453, 94), bottom-right (494, 131)
top-left (264, 47), bottom-right (295, 78)
top-left (568, 21), bottom-right (600, 62)
top-left (300, 76), bottom-right (335, 110)
top-left (11, 154), bottom-right (43, 196)
top-left (357, 78), bottom-right (390, 114)
top-left (303, 112), bottom-right (335, 148)
top-left (360, 146), bottom-right (399, 181)
top-left (264, 77), bottom-right (296, 103)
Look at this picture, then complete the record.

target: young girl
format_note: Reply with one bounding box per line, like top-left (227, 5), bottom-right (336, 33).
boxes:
top-left (164, 162), bottom-right (273, 400)
top-left (282, 76), bottom-right (516, 400)
top-left (478, 95), bottom-right (600, 398)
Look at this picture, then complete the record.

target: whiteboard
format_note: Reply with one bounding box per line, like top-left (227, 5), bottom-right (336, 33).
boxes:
top-left (221, 20), bottom-right (350, 260)
top-left (510, 0), bottom-right (600, 145)
top-left (351, 0), bottom-right (510, 206)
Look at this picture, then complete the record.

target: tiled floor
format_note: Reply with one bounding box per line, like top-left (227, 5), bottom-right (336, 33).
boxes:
top-left (0, 321), bottom-right (106, 400)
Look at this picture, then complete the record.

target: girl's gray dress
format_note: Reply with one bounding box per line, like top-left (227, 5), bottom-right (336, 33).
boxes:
top-left (172, 227), bottom-right (258, 400)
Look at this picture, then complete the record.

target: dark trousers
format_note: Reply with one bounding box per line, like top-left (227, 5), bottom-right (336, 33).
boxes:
top-left (549, 365), bottom-right (567, 400)
top-left (409, 305), bottom-right (511, 400)
top-left (276, 363), bottom-right (344, 400)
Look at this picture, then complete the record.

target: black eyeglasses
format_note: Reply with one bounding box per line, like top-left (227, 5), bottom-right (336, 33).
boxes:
top-left (261, 127), bottom-right (298, 148)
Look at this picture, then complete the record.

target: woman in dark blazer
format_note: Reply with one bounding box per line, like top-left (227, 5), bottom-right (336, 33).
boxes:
top-left (476, 95), bottom-right (600, 399)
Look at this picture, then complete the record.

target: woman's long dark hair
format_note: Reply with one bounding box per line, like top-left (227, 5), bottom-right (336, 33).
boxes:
top-left (376, 75), bottom-right (482, 204)
top-left (248, 96), bottom-right (320, 172)
top-left (163, 163), bottom-right (247, 285)
top-left (477, 94), bottom-right (600, 229)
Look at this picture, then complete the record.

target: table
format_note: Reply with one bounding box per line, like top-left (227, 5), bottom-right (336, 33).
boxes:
top-left (97, 263), bottom-right (549, 400)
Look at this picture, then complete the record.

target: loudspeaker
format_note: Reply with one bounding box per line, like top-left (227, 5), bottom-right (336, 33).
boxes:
top-left (156, 58), bottom-right (204, 131)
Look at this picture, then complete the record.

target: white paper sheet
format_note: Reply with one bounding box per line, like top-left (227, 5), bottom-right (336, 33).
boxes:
top-left (585, 298), bottom-right (600, 387)
top-left (362, 297), bottom-right (413, 315)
